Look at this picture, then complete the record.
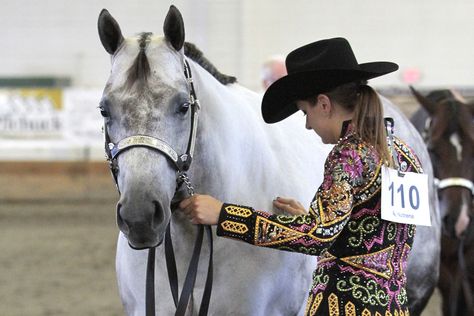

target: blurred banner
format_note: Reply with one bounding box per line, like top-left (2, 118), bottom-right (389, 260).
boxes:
top-left (0, 88), bottom-right (63, 138)
top-left (0, 88), bottom-right (104, 161)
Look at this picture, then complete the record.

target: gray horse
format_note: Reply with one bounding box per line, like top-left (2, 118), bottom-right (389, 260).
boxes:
top-left (97, 6), bottom-right (440, 315)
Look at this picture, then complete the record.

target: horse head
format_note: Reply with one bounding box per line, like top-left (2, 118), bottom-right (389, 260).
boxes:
top-left (97, 6), bottom-right (195, 249)
top-left (410, 86), bottom-right (474, 239)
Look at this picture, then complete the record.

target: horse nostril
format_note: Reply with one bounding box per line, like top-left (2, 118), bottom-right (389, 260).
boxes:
top-left (152, 200), bottom-right (165, 228)
top-left (116, 203), bottom-right (130, 235)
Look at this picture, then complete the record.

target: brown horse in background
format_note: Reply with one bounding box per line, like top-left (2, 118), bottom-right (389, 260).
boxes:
top-left (410, 87), bottom-right (474, 316)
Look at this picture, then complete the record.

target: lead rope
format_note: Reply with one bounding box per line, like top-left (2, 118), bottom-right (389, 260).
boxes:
top-left (146, 173), bottom-right (214, 316)
top-left (146, 248), bottom-right (156, 316)
top-left (142, 58), bottom-right (212, 315)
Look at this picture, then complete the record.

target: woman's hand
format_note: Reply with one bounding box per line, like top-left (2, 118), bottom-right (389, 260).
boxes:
top-left (273, 197), bottom-right (307, 215)
top-left (179, 194), bottom-right (223, 225)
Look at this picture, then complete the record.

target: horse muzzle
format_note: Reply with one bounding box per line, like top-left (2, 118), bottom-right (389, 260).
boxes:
top-left (117, 200), bottom-right (170, 249)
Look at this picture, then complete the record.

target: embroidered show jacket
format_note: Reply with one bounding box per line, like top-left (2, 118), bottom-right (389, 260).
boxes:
top-left (216, 123), bottom-right (423, 316)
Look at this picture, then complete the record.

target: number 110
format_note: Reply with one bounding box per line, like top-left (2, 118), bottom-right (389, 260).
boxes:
top-left (388, 182), bottom-right (420, 210)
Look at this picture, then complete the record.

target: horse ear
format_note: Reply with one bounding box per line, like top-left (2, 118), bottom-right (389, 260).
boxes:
top-left (163, 5), bottom-right (185, 51)
top-left (98, 9), bottom-right (124, 55)
top-left (409, 85), bottom-right (437, 115)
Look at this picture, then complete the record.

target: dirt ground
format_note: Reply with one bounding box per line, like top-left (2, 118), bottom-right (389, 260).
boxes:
top-left (0, 164), bottom-right (123, 316)
top-left (0, 161), bottom-right (443, 316)
top-left (0, 201), bottom-right (123, 316)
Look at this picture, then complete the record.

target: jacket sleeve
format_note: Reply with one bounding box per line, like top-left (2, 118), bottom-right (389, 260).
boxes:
top-left (216, 144), bottom-right (365, 256)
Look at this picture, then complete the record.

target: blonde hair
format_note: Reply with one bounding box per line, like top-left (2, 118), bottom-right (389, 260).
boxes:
top-left (325, 82), bottom-right (393, 166)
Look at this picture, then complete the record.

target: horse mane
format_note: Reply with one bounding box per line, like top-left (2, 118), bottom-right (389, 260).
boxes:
top-left (184, 42), bottom-right (237, 85)
top-left (126, 33), bottom-right (237, 89)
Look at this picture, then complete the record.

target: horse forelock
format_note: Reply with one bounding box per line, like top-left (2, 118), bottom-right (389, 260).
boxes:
top-left (125, 32), bottom-right (153, 91)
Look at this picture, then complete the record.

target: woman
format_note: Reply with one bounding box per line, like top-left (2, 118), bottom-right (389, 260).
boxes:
top-left (180, 37), bottom-right (423, 315)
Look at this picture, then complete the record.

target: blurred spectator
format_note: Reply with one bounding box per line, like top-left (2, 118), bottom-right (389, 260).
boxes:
top-left (261, 55), bottom-right (287, 90)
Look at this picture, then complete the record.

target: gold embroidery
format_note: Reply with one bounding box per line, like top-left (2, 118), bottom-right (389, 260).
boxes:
top-left (394, 142), bottom-right (422, 173)
top-left (385, 311), bottom-right (392, 316)
top-left (254, 216), bottom-right (305, 246)
top-left (317, 182), bottom-right (353, 224)
top-left (318, 250), bottom-right (337, 264)
top-left (394, 310), bottom-right (399, 316)
top-left (344, 301), bottom-right (356, 316)
top-left (362, 308), bottom-right (371, 316)
top-left (353, 162), bottom-right (382, 207)
top-left (339, 245), bottom-right (395, 279)
top-left (224, 205), bottom-right (252, 218)
top-left (304, 294), bottom-right (314, 316)
top-left (310, 293), bottom-right (323, 315)
top-left (359, 161), bottom-right (382, 193)
top-left (328, 293), bottom-right (339, 316)
top-left (315, 196), bottom-right (352, 226)
top-left (375, 312), bottom-right (382, 316)
top-left (221, 220), bottom-right (248, 234)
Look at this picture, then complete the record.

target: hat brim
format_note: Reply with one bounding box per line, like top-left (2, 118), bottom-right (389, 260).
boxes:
top-left (261, 62), bottom-right (398, 123)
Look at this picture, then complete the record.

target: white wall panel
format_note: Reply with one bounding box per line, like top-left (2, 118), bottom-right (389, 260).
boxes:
top-left (1, 0), bottom-right (473, 91)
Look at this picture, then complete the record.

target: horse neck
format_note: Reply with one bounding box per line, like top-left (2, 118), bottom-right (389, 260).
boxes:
top-left (188, 62), bottom-right (276, 199)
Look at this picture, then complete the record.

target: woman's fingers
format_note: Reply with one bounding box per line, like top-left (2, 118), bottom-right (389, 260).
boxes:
top-left (273, 197), bottom-right (306, 215)
top-left (179, 195), bottom-right (194, 210)
top-left (178, 194), bottom-right (222, 225)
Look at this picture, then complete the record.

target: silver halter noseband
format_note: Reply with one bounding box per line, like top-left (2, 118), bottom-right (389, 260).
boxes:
top-left (435, 177), bottom-right (474, 197)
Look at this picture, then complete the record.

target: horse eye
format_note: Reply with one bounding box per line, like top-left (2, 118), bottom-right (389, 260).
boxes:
top-left (98, 106), bottom-right (109, 118)
top-left (179, 101), bottom-right (191, 114)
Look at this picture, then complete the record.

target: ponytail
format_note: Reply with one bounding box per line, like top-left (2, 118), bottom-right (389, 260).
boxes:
top-left (354, 85), bottom-right (393, 167)
top-left (326, 82), bottom-right (393, 167)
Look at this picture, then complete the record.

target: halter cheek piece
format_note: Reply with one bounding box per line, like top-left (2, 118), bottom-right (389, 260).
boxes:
top-left (103, 59), bottom-right (212, 316)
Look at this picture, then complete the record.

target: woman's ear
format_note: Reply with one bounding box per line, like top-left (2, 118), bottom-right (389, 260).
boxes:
top-left (317, 94), bottom-right (332, 116)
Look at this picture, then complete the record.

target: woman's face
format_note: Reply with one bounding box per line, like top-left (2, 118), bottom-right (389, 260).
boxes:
top-left (296, 98), bottom-right (333, 143)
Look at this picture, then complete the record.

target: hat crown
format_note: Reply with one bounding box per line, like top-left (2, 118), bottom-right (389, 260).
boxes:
top-left (261, 37), bottom-right (398, 123)
top-left (286, 37), bottom-right (360, 74)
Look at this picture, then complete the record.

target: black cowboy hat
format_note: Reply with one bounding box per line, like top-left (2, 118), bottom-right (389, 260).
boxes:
top-left (261, 37), bottom-right (398, 123)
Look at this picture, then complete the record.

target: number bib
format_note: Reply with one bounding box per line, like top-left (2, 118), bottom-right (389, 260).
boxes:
top-left (381, 165), bottom-right (431, 226)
